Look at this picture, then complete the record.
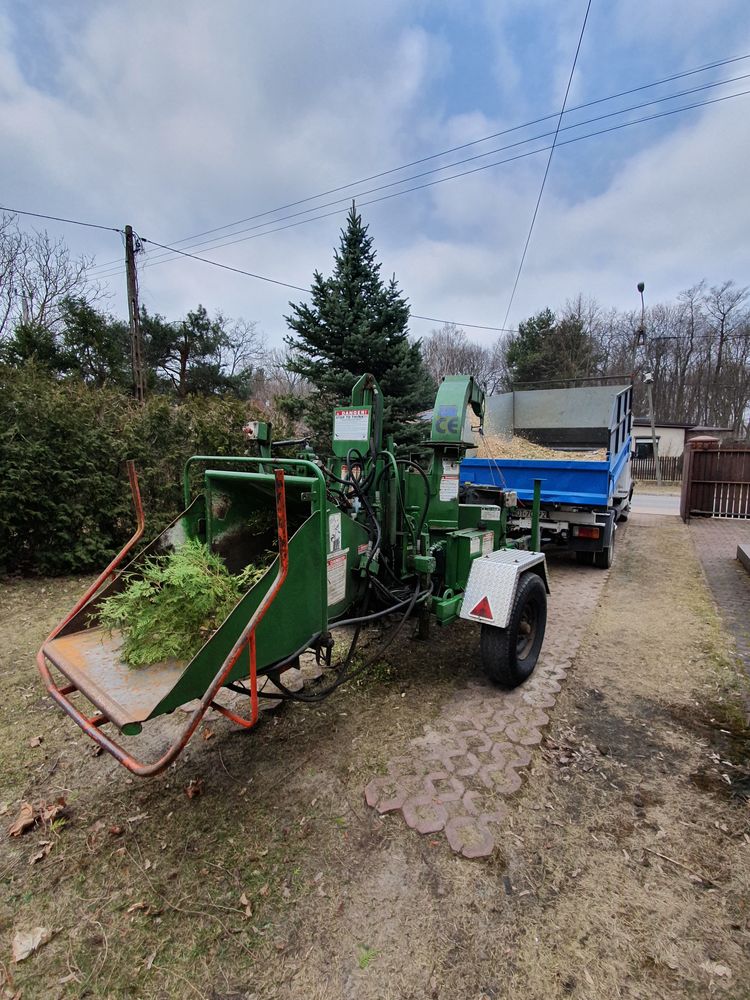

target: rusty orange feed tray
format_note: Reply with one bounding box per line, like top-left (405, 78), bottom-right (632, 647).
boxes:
top-left (43, 628), bottom-right (185, 731)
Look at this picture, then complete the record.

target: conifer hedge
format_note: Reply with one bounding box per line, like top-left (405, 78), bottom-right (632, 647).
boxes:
top-left (0, 364), bottom-right (251, 575)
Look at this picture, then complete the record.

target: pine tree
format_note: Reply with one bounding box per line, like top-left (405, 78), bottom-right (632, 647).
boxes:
top-left (284, 207), bottom-right (434, 448)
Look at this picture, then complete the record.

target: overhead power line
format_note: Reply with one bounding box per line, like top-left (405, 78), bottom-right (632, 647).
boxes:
top-left (0, 205), bottom-right (122, 234)
top-left (91, 49), bottom-right (750, 272)
top-left (410, 315), bottom-right (517, 333)
top-left (133, 86), bottom-right (750, 326)
top-left (92, 85), bottom-right (750, 289)
top-left (91, 70), bottom-right (750, 282)
top-left (89, 50), bottom-right (750, 275)
top-left (501, 0), bottom-right (592, 331)
top-left (135, 239), bottom-right (518, 332)
top-left (94, 72), bottom-right (749, 273)
top-left (139, 238), bottom-right (309, 292)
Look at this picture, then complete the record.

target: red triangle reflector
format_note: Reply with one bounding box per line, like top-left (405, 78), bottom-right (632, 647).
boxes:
top-left (469, 596), bottom-right (493, 620)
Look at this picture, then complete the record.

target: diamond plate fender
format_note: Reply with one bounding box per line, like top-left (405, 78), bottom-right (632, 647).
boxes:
top-left (459, 550), bottom-right (550, 628)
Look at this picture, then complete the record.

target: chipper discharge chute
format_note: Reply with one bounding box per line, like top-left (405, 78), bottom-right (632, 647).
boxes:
top-left (37, 373), bottom-right (550, 777)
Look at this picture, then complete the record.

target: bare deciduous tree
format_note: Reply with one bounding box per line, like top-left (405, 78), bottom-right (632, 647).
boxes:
top-left (219, 316), bottom-right (266, 377)
top-left (0, 213), bottom-right (95, 339)
top-left (422, 323), bottom-right (508, 393)
top-left (532, 284), bottom-right (750, 437)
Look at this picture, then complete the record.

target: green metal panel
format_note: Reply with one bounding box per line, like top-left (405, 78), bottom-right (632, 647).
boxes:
top-left (151, 510), bottom-right (327, 717)
top-left (443, 528), bottom-right (486, 591)
top-left (324, 505), bottom-right (370, 618)
top-left (432, 592), bottom-right (463, 625)
top-left (429, 375), bottom-right (484, 446)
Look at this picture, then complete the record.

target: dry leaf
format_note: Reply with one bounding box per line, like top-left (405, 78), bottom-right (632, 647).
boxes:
top-left (127, 901), bottom-right (148, 914)
top-left (185, 778), bottom-right (204, 799)
top-left (40, 798), bottom-right (67, 824)
top-left (700, 960), bottom-right (731, 978)
top-left (239, 892), bottom-right (253, 917)
top-left (143, 859), bottom-right (152, 871)
top-left (28, 736), bottom-right (43, 748)
top-left (8, 803), bottom-right (35, 837)
top-left (29, 841), bottom-right (53, 865)
top-left (144, 949), bottom-right (158, 971)
top-left (109, 825), bottom-right (124, 837)
top-left (201, 728), bottom-right (215, 742)
top-left (12, 926), bottom-right (53, 963)
top-left (259, 883), bottom-right (269, 897)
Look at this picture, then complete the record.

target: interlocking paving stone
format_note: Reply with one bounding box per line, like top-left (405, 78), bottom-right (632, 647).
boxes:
top-left (364, 558), bottom-right (609, 857)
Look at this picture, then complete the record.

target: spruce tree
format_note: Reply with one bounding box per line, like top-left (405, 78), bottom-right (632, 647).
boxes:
top-left (285, 207), bottom-right (434, 448)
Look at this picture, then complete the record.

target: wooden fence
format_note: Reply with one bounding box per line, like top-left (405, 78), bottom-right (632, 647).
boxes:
top-left (631, 454), bottom-right (683, 482)
top-left (680, 440), bottom-right (750, 520)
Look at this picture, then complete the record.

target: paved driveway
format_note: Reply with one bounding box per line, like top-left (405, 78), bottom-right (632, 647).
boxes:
top-left (631, 491), bottom-right (681, 516)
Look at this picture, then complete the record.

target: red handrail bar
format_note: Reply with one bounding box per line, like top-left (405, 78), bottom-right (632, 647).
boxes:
top-left (36, 467), bottom-right (289, 776)
top-left (51, 459), bottom-right (145, 637)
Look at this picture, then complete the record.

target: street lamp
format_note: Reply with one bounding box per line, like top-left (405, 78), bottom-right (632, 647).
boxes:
top-left (636, 281), bottom-right (662, 486)
top-left (636, 282), bottom-right (646, 348)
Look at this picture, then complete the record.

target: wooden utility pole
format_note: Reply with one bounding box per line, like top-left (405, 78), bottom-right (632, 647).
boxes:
top-left (125, 225), bottom-right (147, 403)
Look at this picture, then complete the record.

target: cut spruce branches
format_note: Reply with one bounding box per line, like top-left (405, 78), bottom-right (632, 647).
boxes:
top-left (97, 539), bottom-right (269, 667)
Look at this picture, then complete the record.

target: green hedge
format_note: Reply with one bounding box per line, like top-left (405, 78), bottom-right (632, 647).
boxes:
top-left (0, 365), bottom-right (252, 575)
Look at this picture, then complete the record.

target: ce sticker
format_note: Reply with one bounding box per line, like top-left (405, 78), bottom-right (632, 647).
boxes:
top-left (435, 416), bottom-right (460, 434)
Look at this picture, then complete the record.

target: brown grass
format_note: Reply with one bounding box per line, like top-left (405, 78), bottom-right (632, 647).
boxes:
top-left (0, 515), bottom-right (748, 998)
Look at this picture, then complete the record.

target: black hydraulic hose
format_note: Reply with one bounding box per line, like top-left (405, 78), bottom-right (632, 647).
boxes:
top-left (224, 632), bottom-right (322, 696)
top-left (324, 467), bottom-right (381, 556)
top-left (329, 583), bottom-right (431, 629)
top-left (345, 447), bottom-right (376, 493)
top-left (271, 580), bottom-right (432, 703)
top-left (325, 462), bottom-right (385, 580)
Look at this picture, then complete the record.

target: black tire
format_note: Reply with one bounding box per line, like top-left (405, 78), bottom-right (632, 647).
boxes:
top-left (576, 550), bottom-right (595, 566)
top-left (594, 527), bottom-right (615, 569)
top-left (480, 573), bottom-right (547, 689)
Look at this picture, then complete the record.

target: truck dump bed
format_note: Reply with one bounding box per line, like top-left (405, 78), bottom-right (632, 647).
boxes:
top-left (461, 382), bottom-right (632, 508)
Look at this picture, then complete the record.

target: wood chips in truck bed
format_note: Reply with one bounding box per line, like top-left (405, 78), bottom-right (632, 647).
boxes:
top-left (473, 433), bottom-right (606, 462)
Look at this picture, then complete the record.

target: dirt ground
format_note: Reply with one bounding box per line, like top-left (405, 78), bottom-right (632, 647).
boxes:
top-left (1, 516), bottom-right (748, 1000)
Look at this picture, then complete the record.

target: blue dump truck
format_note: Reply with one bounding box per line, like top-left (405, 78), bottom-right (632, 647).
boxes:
top-left (460, 380), bottom-right (633, 568)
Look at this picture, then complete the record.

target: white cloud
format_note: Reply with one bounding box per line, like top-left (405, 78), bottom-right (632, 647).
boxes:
top-left (0, 0), bottom-right (748, 351)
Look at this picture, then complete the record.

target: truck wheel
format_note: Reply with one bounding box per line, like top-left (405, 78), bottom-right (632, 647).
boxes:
top-left (480, 573), bottom-right (547, 689)
top-left (594, 529), bottom-right (615, 569)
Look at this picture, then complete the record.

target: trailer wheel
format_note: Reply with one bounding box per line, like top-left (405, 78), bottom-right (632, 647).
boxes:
top-left (480, 572), bottom-right (547, 689)
top-left (594, 528), bottom-right (615, 569)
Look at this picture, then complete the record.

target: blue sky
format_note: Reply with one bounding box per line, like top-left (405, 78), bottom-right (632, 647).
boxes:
top-left (1, 0), bottom-right (750, 348)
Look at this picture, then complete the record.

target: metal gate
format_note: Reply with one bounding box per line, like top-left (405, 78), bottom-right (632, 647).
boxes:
top-left (680, 438), bottom-right (750, 521)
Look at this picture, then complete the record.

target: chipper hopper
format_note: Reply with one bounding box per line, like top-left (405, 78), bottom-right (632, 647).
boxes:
top-left (37, 374), bottom-right (550, 776)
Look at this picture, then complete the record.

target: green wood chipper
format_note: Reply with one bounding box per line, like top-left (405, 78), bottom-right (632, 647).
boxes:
top-left (37, 374), bottom-right (549, 776)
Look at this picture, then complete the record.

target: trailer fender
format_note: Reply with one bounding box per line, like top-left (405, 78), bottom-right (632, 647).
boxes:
top-left (459, 550), bottom-right (549, 629)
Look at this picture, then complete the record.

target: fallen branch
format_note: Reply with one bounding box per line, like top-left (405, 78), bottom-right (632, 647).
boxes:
top-left (643, 847), bottom-right (719, 887)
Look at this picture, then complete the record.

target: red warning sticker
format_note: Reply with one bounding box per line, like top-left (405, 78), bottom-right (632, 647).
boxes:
top-left (469, 596), bottom-right (493, 620)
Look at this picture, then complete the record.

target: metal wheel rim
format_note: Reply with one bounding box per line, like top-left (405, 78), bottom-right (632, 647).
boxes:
top-left (516, 601), bottom-right (537, 659)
